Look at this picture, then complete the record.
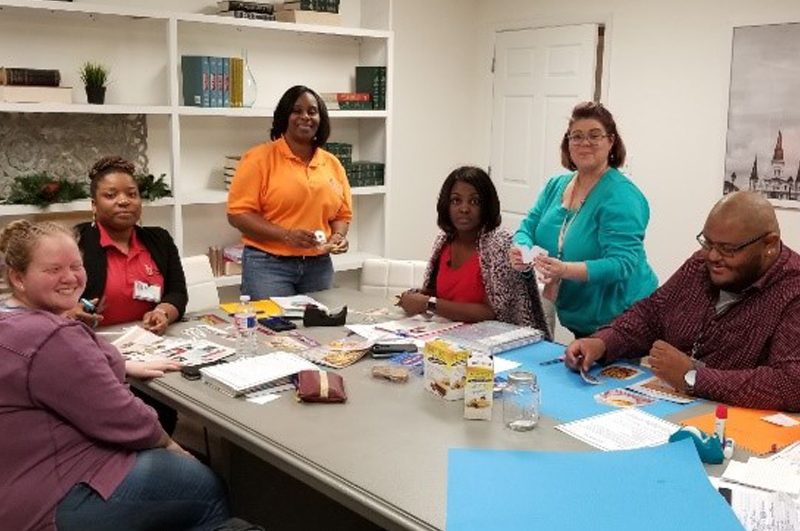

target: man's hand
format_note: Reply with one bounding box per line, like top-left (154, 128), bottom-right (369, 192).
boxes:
top-left (648, 340), bottom-right (694, 392)
top-left (398, 290), bottom-right (429, 316)
top-left (126, 360), bottom-right (182, 379)
top-left (565, 338), bottom-right (606, 372)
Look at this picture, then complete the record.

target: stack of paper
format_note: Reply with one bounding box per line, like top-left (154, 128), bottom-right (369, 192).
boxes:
top-left (555, 408), bottom-right (680, 451)
top-left (270, 295), bottom-right (327, 318)
top-left (112, 326), bottom-right (235, 366)
top-left (722, 458), bottom-right (800, 495)
top-left (200, 351), bottom-right (318, 396)
top-left (375, 315), bottom-right (463, 338)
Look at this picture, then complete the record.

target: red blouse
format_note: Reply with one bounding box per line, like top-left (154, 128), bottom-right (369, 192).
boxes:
top-left (98, 224), bottom-right (164, 326)
top-left (436, 244), bottom-right (486, 304)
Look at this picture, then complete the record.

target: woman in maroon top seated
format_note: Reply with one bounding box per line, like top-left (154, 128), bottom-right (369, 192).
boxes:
top-left (0, 220), bottom-right (231, 531)
top-left (398, 166), bottom-right (549, 334)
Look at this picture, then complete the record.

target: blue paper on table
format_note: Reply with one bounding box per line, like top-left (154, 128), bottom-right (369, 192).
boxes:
top-left (446, 439), bottom-right (743, 531)
top-left (501, 341), bottom-right (695, 422)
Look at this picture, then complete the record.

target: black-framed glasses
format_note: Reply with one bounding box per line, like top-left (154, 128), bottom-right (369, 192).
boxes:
top-left (565, 132), bottom-right (612, 146)
top-left (696, 232), bottom-right (769, 258)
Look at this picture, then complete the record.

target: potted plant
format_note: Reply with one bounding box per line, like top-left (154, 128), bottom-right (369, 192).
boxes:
top-left (80, 62), bottom-right (109, 104)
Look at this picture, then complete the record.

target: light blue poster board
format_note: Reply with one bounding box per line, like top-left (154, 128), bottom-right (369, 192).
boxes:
top-left (447, 439), bottom-right (743, 531)
top-left (500, 341), bottom-right (697, 422)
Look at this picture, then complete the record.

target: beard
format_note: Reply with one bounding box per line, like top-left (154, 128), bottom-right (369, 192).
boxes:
top-left (710, 259), bottom-right (765, 293)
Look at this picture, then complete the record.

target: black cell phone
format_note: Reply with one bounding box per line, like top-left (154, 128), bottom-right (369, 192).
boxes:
top-left (258, 316), bottom-right (297, 332)
top-left (181, 360), bottom-right (225, 381)
top-left (370, 343), bottom-right (418, 358)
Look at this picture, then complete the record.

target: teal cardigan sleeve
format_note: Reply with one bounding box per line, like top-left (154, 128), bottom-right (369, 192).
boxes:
top-left (513, 176), bottom-right (564, 248)
top-left (584, 179), bottom-right (651, 284)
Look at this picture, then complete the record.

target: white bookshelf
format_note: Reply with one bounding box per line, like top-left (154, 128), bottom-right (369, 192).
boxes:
top-left (0, 0), bottom-right (393, 281)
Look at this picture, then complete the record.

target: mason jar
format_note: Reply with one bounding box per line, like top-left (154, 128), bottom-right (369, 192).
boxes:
top-left (503, 371), bottom-right (540, 431)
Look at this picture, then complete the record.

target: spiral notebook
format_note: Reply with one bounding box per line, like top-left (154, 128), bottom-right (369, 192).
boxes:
top-left (200, 351), bottom-right (318, 397)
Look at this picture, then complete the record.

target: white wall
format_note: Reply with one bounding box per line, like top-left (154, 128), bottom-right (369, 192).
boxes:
top-left (387, 0), bottom-right (481, 260)
top-left (390, 0), bottom-right (800, 282)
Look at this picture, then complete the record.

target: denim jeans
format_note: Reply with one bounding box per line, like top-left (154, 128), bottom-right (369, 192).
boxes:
top-left (241, 246), bottom-right (333, 299)
top-left (55, 448), bottom-right (230, 531)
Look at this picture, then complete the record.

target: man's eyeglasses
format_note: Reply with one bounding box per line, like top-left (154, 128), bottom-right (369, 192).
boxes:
top-left (566, 132), bottom-right (612, 146)
top-left (696, 232), bottom-right (769, 258)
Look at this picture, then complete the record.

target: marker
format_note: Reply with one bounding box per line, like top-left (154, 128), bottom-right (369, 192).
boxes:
top-left (79, 298), bottom-right (96, 313)
top-left (715, 405), bottom-right (728, 448)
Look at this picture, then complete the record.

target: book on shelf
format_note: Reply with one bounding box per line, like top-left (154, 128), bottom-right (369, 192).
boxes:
top-left (231, 57), bottom-right (243, 107)
top-left (0, 67), bottom-right (61, 87)
top-left (280, 0), bottom-right (340, 13)
top-left (200, 351), bottom-right (318, 397)
top-left (356, 66), bottom-right (387, 110)
top-left (0, 85), bottom-right (72, 104)
top-left (222, 57), bottom-right (230, 108)
top-left (320, 92), bottom-right (371, 102)
top-left (218, 0), bottom-right (275, 14)
top-left (275, 9), bottom-right (340, 25)
top-left (181, 55), bottom-right (210, 107)
top-left (218, 10), bottom-right (276, 20)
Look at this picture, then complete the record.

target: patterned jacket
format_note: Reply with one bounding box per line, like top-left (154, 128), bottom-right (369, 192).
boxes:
top-left (423, 228), bottom-right (550, 338)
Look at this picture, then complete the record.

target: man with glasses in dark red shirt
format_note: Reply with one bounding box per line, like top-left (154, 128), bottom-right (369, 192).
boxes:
top-left (566, 191), bottom-right (800, 411)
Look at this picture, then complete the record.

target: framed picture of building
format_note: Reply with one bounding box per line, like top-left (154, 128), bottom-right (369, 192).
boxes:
top-left (724, 22), bottom-right (800, 209)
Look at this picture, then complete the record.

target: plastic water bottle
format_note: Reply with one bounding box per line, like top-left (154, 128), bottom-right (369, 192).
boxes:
top-left (234, 295), bottom-right (258, 357)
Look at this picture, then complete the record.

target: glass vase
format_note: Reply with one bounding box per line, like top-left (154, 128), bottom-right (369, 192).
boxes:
top-left (242, 50), bottom-right (258, 108)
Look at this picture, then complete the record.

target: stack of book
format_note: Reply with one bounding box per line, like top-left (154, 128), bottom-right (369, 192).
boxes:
top-left (182, 55), bottom-right (247, 107)
top-left (356, 66), bottom-right (387, 110)
top-left (224, 155), bottom-right (239, 190)
top-left (217, 1), bottom-right (276, 21)
top-left (275, 0), bottom-right (340, 25)
top-left (324, 142), bottom-right (352, 166)
top-left (319, 92), bottom-right (371, 111)
top-left (347, 161), bottom-right (384, 187)
top-left (0, 67), bottom-right (71, 104)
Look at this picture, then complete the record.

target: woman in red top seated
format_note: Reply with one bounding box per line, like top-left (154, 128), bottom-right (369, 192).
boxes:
top-left (399, 166), bottom-right (549, 334)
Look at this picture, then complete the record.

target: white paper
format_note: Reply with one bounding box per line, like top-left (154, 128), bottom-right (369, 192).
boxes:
top-left (270, 295), bottom-right (327, 317)
top-left (246, 393), bottom-right (282, 405)
top-left (493, 356), bottom-right (521, 374)
top-left (555, 408), bottom-right (680, 451)
top-left (762, 413), bottom-right (800, 427)
top-left (722, 458), bottom-right (800, 496)
top-left (346, 323), bottom-right (404, 342)
top-left (768, 441), bottom-right (800, 463)
top-left (709, 477), bottom-right (800, 531)
top-left (516, 244), bottom-right (548, 264)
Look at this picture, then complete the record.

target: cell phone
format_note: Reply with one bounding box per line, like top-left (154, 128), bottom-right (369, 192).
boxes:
top-left (370, 343), bottom-right (418, 358)
top-left (258, 316), bottom-right (297, 332)
top-left (180, 360), bottom-right (226, 381)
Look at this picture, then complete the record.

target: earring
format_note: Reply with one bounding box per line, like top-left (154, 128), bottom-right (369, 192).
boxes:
top-left (91, 211), bottom-right (96, 227)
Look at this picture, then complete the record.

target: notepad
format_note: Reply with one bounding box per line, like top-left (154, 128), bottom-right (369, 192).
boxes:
top-left (200, 352), bottom-right (318, 396)
top-left (722, 458), bottom-right (800, 496)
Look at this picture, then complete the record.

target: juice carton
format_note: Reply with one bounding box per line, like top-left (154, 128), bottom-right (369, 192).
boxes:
top-left (464, 352), bottom-right (494, 420)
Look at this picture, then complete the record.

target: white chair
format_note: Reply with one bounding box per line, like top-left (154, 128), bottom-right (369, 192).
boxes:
top-left (181, 255), bottom-right (220, 313)
top-left (359, 258), bottom-right (428, 298)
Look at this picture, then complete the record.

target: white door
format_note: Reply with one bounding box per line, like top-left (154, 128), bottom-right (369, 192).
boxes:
top-left (491, 24), bottom-right (599, 232)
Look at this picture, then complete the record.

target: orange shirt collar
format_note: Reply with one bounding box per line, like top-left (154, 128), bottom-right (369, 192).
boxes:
top-left (276, 136), bottom-right (325, 168)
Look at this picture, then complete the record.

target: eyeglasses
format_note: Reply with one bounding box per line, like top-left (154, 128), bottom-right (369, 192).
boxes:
top-left (696, 232), bottom-right (769, 258)
top-left (566, 132), bottom-right (612, 146)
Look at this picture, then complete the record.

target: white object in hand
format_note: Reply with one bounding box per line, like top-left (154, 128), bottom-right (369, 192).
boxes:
top-left (517, 245), bottom-right (548, 264)
top-left (314, 230), bottom-right (327, 245)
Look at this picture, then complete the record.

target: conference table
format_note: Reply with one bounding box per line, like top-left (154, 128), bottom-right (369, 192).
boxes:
top-left (131, 288), bottom-right (732, 531)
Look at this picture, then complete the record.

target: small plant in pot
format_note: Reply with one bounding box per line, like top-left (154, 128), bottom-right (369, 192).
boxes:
top-left (80, 62), bottom-right (109, 104)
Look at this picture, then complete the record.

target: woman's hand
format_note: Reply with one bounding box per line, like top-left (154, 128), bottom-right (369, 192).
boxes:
top-left (398, 289), bottom-right (429, 316)
top-left (509, 247), bottom-right (530, 272)
top-left (285, 228), bottom-right (317, 248)
top-left (534, 255), bottom-right (568, 281)
top-left (66, 298), bottom-right (104, 328)
top-left (142, 309), bottom-right (170, 335)
top-left (327, 232), bottom-right (349, 254)
top-left (126, 360), bottom-right (182, 379)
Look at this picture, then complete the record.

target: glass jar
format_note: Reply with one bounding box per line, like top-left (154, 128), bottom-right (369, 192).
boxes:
top-left (503, 371), bottom-right (540, 431)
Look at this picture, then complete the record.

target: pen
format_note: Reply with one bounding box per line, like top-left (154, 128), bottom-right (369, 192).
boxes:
top-left (80, 298), bottom-right (96, 313)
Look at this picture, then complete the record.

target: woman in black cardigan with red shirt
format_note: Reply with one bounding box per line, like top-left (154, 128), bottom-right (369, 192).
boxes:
top-left (73, 156), bottom-right (187, 334)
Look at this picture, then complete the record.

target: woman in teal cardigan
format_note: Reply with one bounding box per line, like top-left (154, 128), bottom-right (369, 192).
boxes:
top-left (510, 102), bottom-right (657, 337)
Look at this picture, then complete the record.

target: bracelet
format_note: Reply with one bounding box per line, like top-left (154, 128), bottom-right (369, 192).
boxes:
top-left (153, 307), bottom-right (169, 319)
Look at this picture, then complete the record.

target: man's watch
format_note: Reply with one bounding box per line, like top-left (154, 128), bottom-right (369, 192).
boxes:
top-left (426, 296), bottom-right (438, 313)
top-left (683, 369), bottom-right (697, 395)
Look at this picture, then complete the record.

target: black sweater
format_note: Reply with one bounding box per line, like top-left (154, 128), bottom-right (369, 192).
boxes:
top-left (75, 222), bottom-right (188, 319)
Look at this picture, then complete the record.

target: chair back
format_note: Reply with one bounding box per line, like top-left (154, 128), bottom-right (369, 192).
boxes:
top-left (359, 258), bottom-right (427, 298)
top-left (181, 255), bottom-right (220, 313)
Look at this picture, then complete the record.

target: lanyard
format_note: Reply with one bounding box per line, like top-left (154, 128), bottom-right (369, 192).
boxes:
top-left (690, 295), bottom-right (742, 359)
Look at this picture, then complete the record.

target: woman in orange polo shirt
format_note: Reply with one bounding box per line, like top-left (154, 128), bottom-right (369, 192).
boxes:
top-left (227, 85), bottom-right (353, 299)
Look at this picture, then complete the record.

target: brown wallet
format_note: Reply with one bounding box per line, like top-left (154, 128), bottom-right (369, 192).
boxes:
top-left (296, 370), bottom-right (347, 403)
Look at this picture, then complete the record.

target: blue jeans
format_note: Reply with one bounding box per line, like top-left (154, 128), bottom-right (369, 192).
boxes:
top-left (241, 246), bottom-right (333, 299)
top-left (55, 448), bottom-right (230, 531)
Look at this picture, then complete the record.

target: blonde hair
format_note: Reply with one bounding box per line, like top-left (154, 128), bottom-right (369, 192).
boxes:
top-left (0, 220), bottom-right (73, 282)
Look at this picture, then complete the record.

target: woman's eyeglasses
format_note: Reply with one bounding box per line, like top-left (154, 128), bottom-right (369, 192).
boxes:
top-left (696, 232), bottom-right (769, 258)
top-left (566, 132), bottom-right (611, 146)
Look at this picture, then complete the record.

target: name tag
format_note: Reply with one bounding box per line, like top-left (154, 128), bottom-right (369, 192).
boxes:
top-left (134, 280), bottom-right (161, 303)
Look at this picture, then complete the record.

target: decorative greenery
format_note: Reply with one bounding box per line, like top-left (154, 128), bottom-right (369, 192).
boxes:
top-left (79, 61), bottom-right (109, 88)
top-left (135, 173), bottom-right (172, 201)
top-left (4, 173), bottom-right (89, 208)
